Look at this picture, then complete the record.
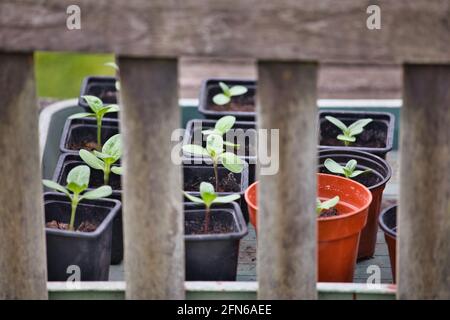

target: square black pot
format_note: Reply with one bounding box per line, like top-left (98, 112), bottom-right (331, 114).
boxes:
top-left (318, 110), bottom-right (395, 159)
top-left (44, 192), bottom-right (121, 281)
top-left (79, 76), bottom-right (118, 119)
top-left (185, 201), bottom-right (248, 281)
top-left (183, 119), bottom-right (257, 184)
top-left (183, 158), bottom-right (249, 223)
top-left (53, 153), bottom-right (123, 264)
top-left (59, 117), bottom-right (119, 154)
top-left (198, 78), bottom-right (256, 120)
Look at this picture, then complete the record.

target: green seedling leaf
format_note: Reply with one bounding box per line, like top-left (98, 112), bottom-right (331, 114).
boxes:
top-left (102, 134), bottom-right (122, 162)
top-left (79, 149), bottom-right (105, 170)
top-left (229, 85), bottom-right (248, 96)
top-left (81, 185), bottom-right (112, 200)
top-left (219, 82), bottom-right (231, 96)
top-left (105, 104), bottom-right (120, 113)
top-left (349, 169), bottom-right (371, 178)
top-left (337, 134), bottom-right (356, 143)
top-left (69, 112), bottom-right (95, 119)
top-left (104, 62), bottom-right (119, 71)
top-left (348, 118), bottom-right (373, 134)
top-left (316, 196), bottom-right (340, 215)
top-left (66, 165), bottom-right (90, 194)
top-left (42, 180), bottom-right (70, 196)
top-left (223, 141), bottom-right (240, 148)
top-left (182, 144), bottom-right (209, 156)
top-left (213, 93), bottom-right (231, 105)
top-left (82, 95), bottom-right (103, 113)
top-left (325, 116), bottom-right (348, 132)
top-left (212, 194), bottom-right (241, 204)
top-left (111, 166), bottom-right (123, 175)
top-left (214, 116), bottom-right (236, 135)
top-left (219, 152), bottom-right (244, 173)
top-left (183, 192), bottom-right (204, 204)
top-left (324, 158), bottom-right (345, 175)
top-left (206, 134), bottom-right (224, 157)
top-left (199, 182), bottom-right (217, 208)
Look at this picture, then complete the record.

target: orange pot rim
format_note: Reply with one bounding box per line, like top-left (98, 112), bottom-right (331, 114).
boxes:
top-left (244, 174), bottom-right (372, 221)
top-left (317, 173), bottom-right (372, 222)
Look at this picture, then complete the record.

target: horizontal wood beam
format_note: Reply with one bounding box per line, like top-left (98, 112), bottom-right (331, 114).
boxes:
top-left (0, 0), bottom-right (449, 63)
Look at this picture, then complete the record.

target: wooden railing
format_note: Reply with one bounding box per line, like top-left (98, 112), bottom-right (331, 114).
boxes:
top-left (0, 0), bottom-right (449, 299)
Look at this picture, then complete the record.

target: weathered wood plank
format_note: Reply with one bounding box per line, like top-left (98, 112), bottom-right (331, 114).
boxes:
top-left (0, 53), bottom-right (48, 299)
top-left (0, 0), bottom-right (449, 63)
top-left (257, 61), bottom-right (318, 299)
top-left (398, 64), bottom-right (450, 299)
top-left (118, 57), bottom-right (184, 299)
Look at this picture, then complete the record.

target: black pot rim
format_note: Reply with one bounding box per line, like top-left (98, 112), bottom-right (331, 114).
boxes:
top-left (44, 192), bottom-right (121, 239)
top-left (182, 119), bottom-right (257, 161)
top-left (184, 201), bottom-right (248, 241)
top-left (198, 78), bottom-right (257, 118)
top-left (318, 110), bottom-right (395, 153)
top-left (318, 148), bottom-right (392, 190)
top-left (378, 204), bottom-right (397, 239)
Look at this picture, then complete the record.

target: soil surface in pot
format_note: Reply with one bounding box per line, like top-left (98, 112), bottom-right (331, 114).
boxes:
top-left (184, 172), bottom-right (240, 193)
top-left (69, 140), bottom-right (99, 151)
top-left (185, 212), bottom-right (237, 235)
top-left (320, 120), bottom-right (387, 148)
top-left (46, 220), bottom-right (98, 232)
top-left (207, 86), bottom-right (255, 112)
top-left (319, 168), bottom-right (382, 188)
top-left (319, 208), bottom-right (339, 218)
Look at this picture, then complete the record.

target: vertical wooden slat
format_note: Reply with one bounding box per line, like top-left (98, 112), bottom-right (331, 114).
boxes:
top-left (257, 61), bottom-right (318, 299)
top-left (399, 64), bottom-right (450, 299)
top-left (0, 52), bottom-right (48, 299)
top-left (118, 57), bottom-right (184, 299)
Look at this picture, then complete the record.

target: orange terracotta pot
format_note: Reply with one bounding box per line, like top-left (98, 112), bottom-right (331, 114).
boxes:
top-left (244, 174), bottom-right (372, 282)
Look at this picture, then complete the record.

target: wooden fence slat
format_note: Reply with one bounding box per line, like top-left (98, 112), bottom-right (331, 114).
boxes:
top-left (257, 61), bottom-right (318, 299)
top-left (1, 0), bottom-right (449, 64)
top-left (118, 57), bottom-right (184, 299)
top-left (399, 64), bottom-right (450, 299)
top-left (0, 53), bottom-right (48, 299)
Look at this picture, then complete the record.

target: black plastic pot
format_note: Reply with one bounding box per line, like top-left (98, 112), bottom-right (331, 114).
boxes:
top-left (53, 153), bottom-right (123, 264)
top-left (183, 119), bottom-right (257, 184)
top-left (79, 76), bottom-right (118, 118)
top-left (319, 110), bottom-right (394, 159)
top-left (318, 149), bottom-right (391, 260)
top-left (198, 78), bottom-right (256, 120)
top-left (59, 117), bottom-right (119, 154)
top-left (185, 201), bottom-right (248, 281)
top-left (183, 159), bottom-right (249, 223)
top-left (379, 205), bottom-right (397, 282)
top-left (44, 192), bottom-right (120, 281)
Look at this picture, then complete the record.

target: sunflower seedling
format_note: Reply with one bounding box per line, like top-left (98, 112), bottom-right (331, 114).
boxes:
top-left (201, 115), bottom-right (240, 148)
top-left (183, 134), bottom-right (244, 191)
top-left (324, 158), bottom-right (371, 179)
top-left (316, 196), bottom-right (340, 216)
top-left (213, 82), bottom-right (248, 106)
top-left (325, 116), bottom-right (373, 146)
top-left (43, 165), bottom-right (112, 231)
top-left (184, 182), bottom-right (240, 233)
top-left (69, 95), bottom-right (119, 150)
top-left (79, 134), bottom-right (122, 186)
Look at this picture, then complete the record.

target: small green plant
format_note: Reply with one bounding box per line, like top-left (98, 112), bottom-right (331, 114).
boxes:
top-left (316, 196), bottom-right (340, 215)
top-left (213, 82), bottom-right (248, 106)
top-left (79, 134), bottom-right (122, 186)
top-left (184, 182), bottom-right (240, 233)
top-left (183, 134), bottom-right (244, 191)
top-left (325, 116), bottom-right (373, 146)
top-left (201, 115), bottom-right (240, 148)
top-left (104, 62), bottom-right (120, 91)
top-left (43, 165), bottom-right (112, 231)
top-left (69, 95), bottom-right (119, 150)
top-left (324, 158), bottom-right (371, 179)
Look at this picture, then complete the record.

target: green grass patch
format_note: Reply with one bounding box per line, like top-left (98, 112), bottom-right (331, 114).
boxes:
top-left (35, 51), bottom-right (115, 99)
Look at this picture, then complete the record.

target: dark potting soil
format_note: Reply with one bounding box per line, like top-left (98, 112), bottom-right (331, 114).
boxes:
top-left (320, 120), bottom-right (387, 148)
top-left (319, 208), bottom-right (339, 218)
top-left (68, 140), bottom-right (99, 152)
top-left (206, 87), bottom-right (255, 112)
top-left (318, 167), bottom-right (382, 188)
top-left (185, 214), bottom-right (237, 235)
top-left (184, 172), bottom-right (240, 193)
top-left (46, 219), bottom-right (98, 232)
top-left (88, 167), bottom-right (122, 190)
